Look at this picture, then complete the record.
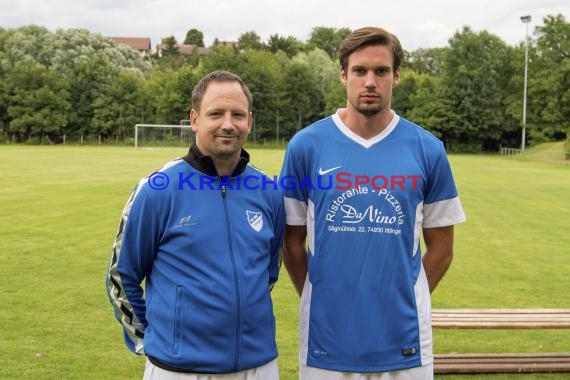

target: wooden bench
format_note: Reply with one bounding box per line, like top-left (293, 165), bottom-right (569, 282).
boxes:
top-left (432, 308), bottom-right (570, 374)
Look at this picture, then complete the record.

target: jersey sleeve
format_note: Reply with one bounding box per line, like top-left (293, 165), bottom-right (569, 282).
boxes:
top-left (106, 181), bottom-right (162, 354)
top-left (422, 146), bottom-right (466, 228)
top-left (280, 137), bottom-right (309, 225)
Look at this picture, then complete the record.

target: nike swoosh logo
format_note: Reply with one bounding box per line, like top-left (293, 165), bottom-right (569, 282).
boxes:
top-left (318, 166), bottom-right (342, 175)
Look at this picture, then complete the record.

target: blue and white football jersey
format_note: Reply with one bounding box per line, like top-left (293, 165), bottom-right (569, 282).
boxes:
top-left (280, 110), bottom-right (466, 373)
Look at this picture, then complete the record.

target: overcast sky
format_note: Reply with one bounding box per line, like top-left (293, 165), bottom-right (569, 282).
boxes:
top-left (1, 0), bottom-right (568, 51)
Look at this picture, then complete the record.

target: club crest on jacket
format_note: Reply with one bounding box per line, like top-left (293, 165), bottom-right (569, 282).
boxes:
top-left (246, 210), bottom-right (263, 232)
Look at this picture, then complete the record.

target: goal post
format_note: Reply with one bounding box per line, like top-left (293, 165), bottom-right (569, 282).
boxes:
top-left (134, 123), bottom-right (194, 149)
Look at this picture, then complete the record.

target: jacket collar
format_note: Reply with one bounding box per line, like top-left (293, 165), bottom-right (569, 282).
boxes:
top-left (182, 143), bottom-right (250, 177)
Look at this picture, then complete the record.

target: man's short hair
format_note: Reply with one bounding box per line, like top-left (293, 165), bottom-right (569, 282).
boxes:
top-left (192, 70), bottom-right (253, 112)
top-left (339, 27), bottom-right (404, 72)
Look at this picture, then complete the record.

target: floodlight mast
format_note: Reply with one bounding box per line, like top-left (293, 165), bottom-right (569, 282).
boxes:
top-left (520, 15), bottom-right (531, 150)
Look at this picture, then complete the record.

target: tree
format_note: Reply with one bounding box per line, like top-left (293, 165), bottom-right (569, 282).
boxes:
top-left (238, 31), bottom-right (264, 51)
top-left (156, 35), bottom-right (186, 69)
top-left (185, 47), bottom-right (202, 68)
top-left (405, 47), bottom-right (447, 75)
top-left (6, 62), bottom-right (70, 142)
top-left (525, 14), bottom-right (570, 142)
top-left (238, 50), bottom-right (284, 141)
top-left (392, 69), bottom-right (420, 118)
top-left (51, 28), bottom-right (150, 76)
top-left (323, 80), bottom-right (346, 116)
top-left (174, 64), bottom-right (198, 118)
top-left (267, 34), bottom-right (302, 58)
top-left (184, 28), bottom-right (204, 47)
top-left (0, 77), bottom-right (6, 140)
top-left (308, 26), bottom-right (351, 59)
top-left (0, 25), bottom-right (56, 69)
top-left (200, 45), bottom-right (242, 74)
top-left (161, 35), bottom-right (180, 56)
top-left (143, 64), bottom-right (198, 126)
top-left (0, 27), bottom-right (8, 138)
top-left (2, 20), bottom-right (568, 148)
top-left (292, 48), bottom-right (338, 117)
top-left (91, 69), bottom-right (145, 140)
top-left (49, 28), bottom-right (150, 138)
top-left (440, 27), bottom-right (517, 151)
top-left (282, 61), bottom-right (322, 138)
top-left (408, 75), bottom-right (451, 142)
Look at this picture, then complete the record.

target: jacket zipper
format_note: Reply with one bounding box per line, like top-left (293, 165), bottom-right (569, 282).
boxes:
top-left (221, 183), bottom-right (241, 371)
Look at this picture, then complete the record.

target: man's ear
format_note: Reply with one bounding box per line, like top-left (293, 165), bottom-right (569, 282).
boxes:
top-left (393, 69), bottom-right (401, 87)
top-left (247, 112), bottom-right (253, 134)
top-left (190, 109), bottom-right (199, 133)
top-left (340, 68), bottom-right (347, 87)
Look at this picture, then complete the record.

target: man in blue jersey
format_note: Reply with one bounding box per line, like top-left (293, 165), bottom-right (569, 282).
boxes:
top-left (106, 70), bottom-right (285, 380)
top-left (280, 27), bottom-right (466, 379)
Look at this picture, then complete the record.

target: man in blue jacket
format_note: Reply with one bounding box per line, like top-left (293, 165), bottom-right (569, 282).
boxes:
top-left (106, 70), bottom-right (285, 380)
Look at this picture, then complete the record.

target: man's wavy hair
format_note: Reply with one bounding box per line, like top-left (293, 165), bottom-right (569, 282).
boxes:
top-left (339, 27), bottom-right (404, 72)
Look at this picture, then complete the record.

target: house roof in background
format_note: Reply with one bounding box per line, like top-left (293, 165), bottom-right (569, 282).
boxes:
top-left (109, 37), bottom-right (151, 51)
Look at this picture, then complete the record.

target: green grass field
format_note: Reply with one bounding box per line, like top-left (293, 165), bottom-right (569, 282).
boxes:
top-left (0, 145), bottom-right (569, 379)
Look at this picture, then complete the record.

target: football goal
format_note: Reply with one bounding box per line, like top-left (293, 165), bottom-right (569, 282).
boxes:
top-left (134, 123), bottom-right (193, 149)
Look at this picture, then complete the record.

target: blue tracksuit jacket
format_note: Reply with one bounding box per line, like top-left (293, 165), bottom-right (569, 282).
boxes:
top-left (106, 146), bottom-right (285, 373)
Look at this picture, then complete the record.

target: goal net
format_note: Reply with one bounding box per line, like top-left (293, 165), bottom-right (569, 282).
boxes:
top-left (134, 123), bottom-right (193, 149)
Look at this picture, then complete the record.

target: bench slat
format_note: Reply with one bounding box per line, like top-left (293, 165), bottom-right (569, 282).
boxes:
top-left (433, 313), bottom-right (570, 318)
top-left (435, 353), bottom-right (570, 374)
top-left (433, 321), bottom-right (570, 329)
top-left (434, 308), bottom-right (570, 314)
top-left (432, 309), bottom-right (570, 373)
top-left (432, 308), bottom-right (570, 329)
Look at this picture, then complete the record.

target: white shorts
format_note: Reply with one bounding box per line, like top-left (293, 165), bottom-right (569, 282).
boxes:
top-left (143, 358), bottom-right (279, 380)
top-left (300, 363), bottom-right (433, 380)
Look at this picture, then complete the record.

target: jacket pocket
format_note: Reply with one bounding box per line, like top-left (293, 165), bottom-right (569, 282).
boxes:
top-left (173, 285), bottom-right (182, 355)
